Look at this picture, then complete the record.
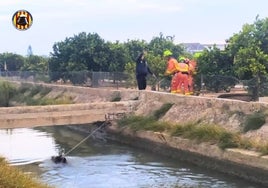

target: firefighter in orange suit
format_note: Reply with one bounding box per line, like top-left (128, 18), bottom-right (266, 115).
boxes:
top-left (177, 57), bottom-right (190, 95)
top-left (185, 58), bottom-right (197, 95)
top-left (163, 50), bottom-right (180, 93)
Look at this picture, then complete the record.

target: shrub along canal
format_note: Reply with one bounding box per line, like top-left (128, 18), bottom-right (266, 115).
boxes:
top-left (0, 124), bottom-right (263, 188)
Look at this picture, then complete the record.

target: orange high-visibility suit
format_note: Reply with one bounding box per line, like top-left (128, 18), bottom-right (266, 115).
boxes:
top-left (187, 60), bottom-right (197, 95)
top-left (177, 62), bottom-right (189, 95)
top-left (164, 57), bottom-right (180, 93)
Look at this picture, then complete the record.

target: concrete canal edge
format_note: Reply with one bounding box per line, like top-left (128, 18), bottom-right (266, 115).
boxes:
top-left (105, 124), bottom-right (268, 187)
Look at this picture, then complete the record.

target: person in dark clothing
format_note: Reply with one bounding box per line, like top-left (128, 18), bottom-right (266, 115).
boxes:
top-left (135, 52), bottom-right (155, 90)
top-left (51, 154), bottom-right (67, 164)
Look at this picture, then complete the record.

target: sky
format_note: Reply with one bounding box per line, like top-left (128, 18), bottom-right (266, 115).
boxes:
top-left (1, 0), bottom-right (268, 56)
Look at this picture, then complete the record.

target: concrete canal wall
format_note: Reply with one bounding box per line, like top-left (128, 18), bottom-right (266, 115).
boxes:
top-left (0, 101), bottom-right (138, 129)
top-left (3, 82), bottom-right (268, 186)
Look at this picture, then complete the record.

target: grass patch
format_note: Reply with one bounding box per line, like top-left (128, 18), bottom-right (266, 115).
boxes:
top-left (110, 92), bottom-right (121, 102)
top-left (153, 103), bottom-right (173, 119)
top-left (117, 115), bottom-right (268, 155)
top-left (257, 143), bottom-right (268, 155)
top-left (218, 132), bottom-right (240, 149)
top-left (117, 115), bottom-right (171, 132)
top-left (243, 112), bottom-right (266, 133)
top-left (0, 157), bottom-right (52, 188)
top-left (12, 84), bottom-right (73, 106)
top-left (38, 96), bottom-right (73, 105)
top-left (117, 103), bottom-right (174, 132)
top-left (171, 123), bottom-right (226, 143)
top-left (0, 81), bottom-right (17, 107)
top-left (17, 83), bottom-right (32, 94)
top-left (39, 87), bottom-right (52, 97)
top-left (29, 85), bottom-right (43, 97)
top-left (170, 122), bottom-right (196, 137)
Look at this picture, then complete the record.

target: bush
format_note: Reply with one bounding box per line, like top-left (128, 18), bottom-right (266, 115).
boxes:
top-left (117, 115), bottom-right (170, 132)
top-left (110, 92), bottom-right (121, 102)
top-left (218, 132), bottom-right (240, 149)
top-left (12, 84), bottom-right (73, 106)
top-left (153, 103), bottom-right (173, 119)
top-left (0, 81), bottom-right (17, 107)
top-left (243, 112), bottom-right (266, 133)
top-left (0, 157), bottom-right (51, 188)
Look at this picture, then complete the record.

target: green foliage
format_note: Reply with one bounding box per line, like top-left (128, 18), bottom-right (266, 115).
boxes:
top-left (187, 124), bottom-right (223, 142)
top-left (39, 96), bottom-right (73, 105)
top-left (17, 83), bottom-right (33, 94)
top-left (243, 112), bottom-right (266, 132)
top-left (0, 81), bottom-right (17, 107)
top-left (170, 122), bottom-right (196, 137)
top-left (124, 61), bottom-right (136, 88)
top-left (258, 143), bottom-right (268, 155)
top-left (29, 85), bottom-right (44, 97)
top-left (116, 115), bottom-right (268, 155)
top-left (110, 92), bottom-right (121, 102)
top-left (153, 103), bottom-right (173, 119)
top-left (195, 17), bottom-right (268, 97)
top-left (0, 32), bottom-right (187, 87)
top-left (171, 123), bottom-right (224, 142)
top-left (35, 74), bottom-right (50, 83)
top-left (108, 41), bottom-right (132, 72)
top-left (197, 47), bottom-right (234, 77)
top-left (200, 75), bottom-right (239, 93)
top-left (21, 55), bottom-right (49, 72)
top-left (148, 32), bottom-right (184, 57)
top-left (225, 17), bottom-right (268, 97)
top-left (18, 84), bottom-right (51, 97)
top-left (13, 84), bottom-right (73, 105)
top-left (68, 71), bottom-right (89, 85)
top-left (0, 53), bottom-right (24, 71)
top-left (117, 115), bottom-right (170, 132)
top-left (50, 32), bottom-right (109, 73)
top-left (145, 53), bottom-right (166, 80)
top-left (48, 32), bottom-right (186, 84)
top-left (218, 132), bottom-right (240, 149)
top-left (38, 87), bottom-right (52, 97)
top-left (195, 47), bottom-right (237, 92)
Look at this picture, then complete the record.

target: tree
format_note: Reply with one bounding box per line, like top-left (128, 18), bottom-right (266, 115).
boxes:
top-left (21, 55), bottom-right (49, 72)
top-left (48, 32), bottom-right (187, 86)
top-left (148, 32), bottom-right (184, 58)
top-left (0, 53), bottom-right (24, 71)
top-left (123, 39), bottom-right (148, 62)
top-left (226, 16), bottom-right (268, 98)
top-left (107, 41), bottom-right (131, 72)
top-left (195, 46), bottom-right (236, 92)
top-left (49, 32), bottom-right (110, 83)
top-left (0, 81), bottom-right (16, 107)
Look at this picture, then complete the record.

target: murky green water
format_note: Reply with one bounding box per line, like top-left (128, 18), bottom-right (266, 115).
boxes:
top-left (0, 125), bottom-right (264, 188)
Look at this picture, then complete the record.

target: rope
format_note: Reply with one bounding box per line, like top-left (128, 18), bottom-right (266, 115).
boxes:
top-left (64, 122), bottom-right (107, 156)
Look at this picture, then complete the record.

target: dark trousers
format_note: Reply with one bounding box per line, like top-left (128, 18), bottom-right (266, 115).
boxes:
top-left (136, 74), bottom-right (147, 90)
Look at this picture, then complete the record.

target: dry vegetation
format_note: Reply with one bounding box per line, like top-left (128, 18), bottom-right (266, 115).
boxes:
top-left (0, 157), bottom-right (52, 188)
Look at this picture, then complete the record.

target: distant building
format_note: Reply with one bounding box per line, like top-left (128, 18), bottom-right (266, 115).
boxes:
top-left (202, 44), bottom-right (226, 50)
top-left (181, 43), bottom-right (226, 54)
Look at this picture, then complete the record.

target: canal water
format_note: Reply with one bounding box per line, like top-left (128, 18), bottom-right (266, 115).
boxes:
top-left (0, 125), bottom-right (264, 188)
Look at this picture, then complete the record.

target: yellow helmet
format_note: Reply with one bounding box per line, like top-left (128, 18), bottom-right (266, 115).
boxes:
top-left (163, 50), bottom-right (173, 57)
top-left (193, 52), bottom-right (202, 59)
top-left (178, 56), bottom-right (186, 62)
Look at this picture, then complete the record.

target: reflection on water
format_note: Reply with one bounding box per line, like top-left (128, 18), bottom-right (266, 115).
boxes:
top-left (0, 128), bottom-right (56, 165)
top-left (0, 126), bottom-right (263, 188)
